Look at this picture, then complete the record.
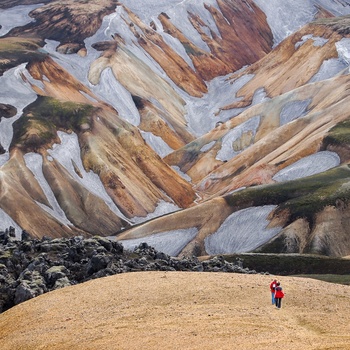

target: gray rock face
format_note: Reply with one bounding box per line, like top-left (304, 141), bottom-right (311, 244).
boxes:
top-left (0, 228), bottom-right (258, 313)
top-left (14, 277), bottom-right (47, 305)
top-left (53, 277), bottom-right (72, 290)
top-left (45, 266), bottom-right (69, 286)
top-left (0, 103), bottom-right (17, 120)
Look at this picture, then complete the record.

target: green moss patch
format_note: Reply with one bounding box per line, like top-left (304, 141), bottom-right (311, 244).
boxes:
top-left (183, 43), bottom-right (204, 56)
top-left (11, 96), bottom-right (95, 151)
top-left (0, 37), bottom-right (45, 76)
top-left (293, 274), bottom-right (350, 285)
top-left (12, 116), bottom-right (57, 151)
top-left (27, 96), bottom-right (94, 130)
top-left (222, 253), bottom-right (350, 276)
top-left (313, 15), bottom-right (350, 34)
top-left (224, 165), bottom-right (350, 225)
top-left (323, 119), bottom-right (350, 148)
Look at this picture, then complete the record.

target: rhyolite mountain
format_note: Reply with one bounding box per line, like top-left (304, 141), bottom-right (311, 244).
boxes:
top-left (2, 0), bottom-right (350, 257)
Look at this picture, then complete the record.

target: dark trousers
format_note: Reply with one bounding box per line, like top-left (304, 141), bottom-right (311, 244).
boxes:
top-left (275, 298), bottom-right (282, 308)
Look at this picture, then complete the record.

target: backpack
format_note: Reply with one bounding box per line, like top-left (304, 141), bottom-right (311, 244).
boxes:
top-left (275, 286), bottom-right (284, 298)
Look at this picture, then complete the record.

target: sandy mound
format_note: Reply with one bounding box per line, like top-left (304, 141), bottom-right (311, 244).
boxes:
top-left (1, 272), bottom-right (350, 350)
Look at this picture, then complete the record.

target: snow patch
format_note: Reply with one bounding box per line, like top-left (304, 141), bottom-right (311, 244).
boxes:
top-left (336, 38), bottom-right (350, 65)
top-left (0, 4), bottom-right (39, 37)
top-left (200, 141), bottom-right (216, 152)
top-left (0, 64), bottom-right (37, 161)
top-left (295, 34), bottom-right (328, 49)
top-left (273, 151), bottom-right (340, 182)
top-left (0, 63), bottom-right (38, 110)
top-left (47, 131), bottom-right (129, 221)
top-left (183, 73), bottom-right (255, 136)
top-left (0, 208), bottom-right (23, 238)
top-left (253, 0), bottom-right (350, 47)
top-left (205, 205), bottom-right (280, 254)
top-left (279, 99), bottom-right (311, 125)
top-left (130, 201), bottom-right (180, 225)
top-left (216, 116), bottom-right (260, 162)
top-left (253, 0), bottom-right (317, 46)
top-left (119, 227), bottom-right (198, 256)
top-left (309, 58), bottom-right (348, 83)
top-left (141, 131), bottom-right (174, 157)
top-left (312, 0), bottom-right (350, 17)
top-left (24, 153), bottom-right (74, 227)
top-left (171, 165), bottom-right (192, 182)
top-left (93, 68), bottom-right (140, 125)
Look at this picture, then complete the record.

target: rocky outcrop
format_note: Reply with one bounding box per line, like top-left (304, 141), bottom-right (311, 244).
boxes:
top-left (0, 228), bottom-right (256, 313)
top-left (0, 103), bottom-right (16, 120)
top-left (0, 103), bottom-right (16, 153)
top-left (134, 96), bottom-right (189, 150)
top-left (26, 56), bottom-right (97, 102)
top-left (256, 190), bottom-right (350, 257)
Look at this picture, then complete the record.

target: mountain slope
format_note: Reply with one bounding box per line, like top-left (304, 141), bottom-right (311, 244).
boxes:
top-left (2, 0), bottom-right (350, 257)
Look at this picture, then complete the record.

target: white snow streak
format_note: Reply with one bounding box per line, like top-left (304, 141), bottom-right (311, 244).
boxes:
top-left (24, 153), bottom-right (74, 227)
top-left (119, 227), bottom-right (198, 256)
top-left (309, 58), bottom-right (348, 83)
top-left (216, 116), bottom-right (260, 162)
top-left (141, 131), bottom-right (174, 157)
top-left (47, 131), bottom-right (129, 221)
top-left (205, 205), bottom-right (281, 254)
top-left (279, 99), bottom-right (311, 125)
top-left (0, 4), bottom-right (39, 37)
top-left (336, 38), bottom-right (350, 65)
top-left (130, 201), bottom-right (180, 225)
top-left (0, 64), bottom-right (37, 165)
top-left (273, 151), bottom-right (340, 182)
top-left (253, 0), bottom-right (350, 47)
top-left (0, 208), bottom-right (23, 238)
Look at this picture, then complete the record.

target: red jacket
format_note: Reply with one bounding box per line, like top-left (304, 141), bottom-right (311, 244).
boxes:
top-left (275, 286), bottom-right (284, 298)
top-left (270, 281), bottom-right (277, 292)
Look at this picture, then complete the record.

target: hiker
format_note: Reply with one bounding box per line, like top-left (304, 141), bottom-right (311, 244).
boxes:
top-left (269, 279), bottom-right (277, 305)
top-left (274, 281), bottom-right (284, 309)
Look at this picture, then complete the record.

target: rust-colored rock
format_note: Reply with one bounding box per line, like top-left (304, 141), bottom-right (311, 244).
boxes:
top-left (119, 5), bottom-right (208, 97)
top-left (159, 0), bottom-right (273, 81)
top-left (224, 23), bottom-right (342, 109)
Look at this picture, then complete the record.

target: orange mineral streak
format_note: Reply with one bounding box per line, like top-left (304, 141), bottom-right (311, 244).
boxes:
top-left (225, 24), bottom-right (342, 109)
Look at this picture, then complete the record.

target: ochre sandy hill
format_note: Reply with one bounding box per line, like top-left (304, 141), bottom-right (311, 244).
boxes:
top-left (0, 272), bottom-right (350, 350)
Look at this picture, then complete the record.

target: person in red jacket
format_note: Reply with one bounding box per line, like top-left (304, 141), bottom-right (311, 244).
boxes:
top-left (269, 279), bottom-right (277, 305)
top-left (274, 281), bottom-right (284, 309)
